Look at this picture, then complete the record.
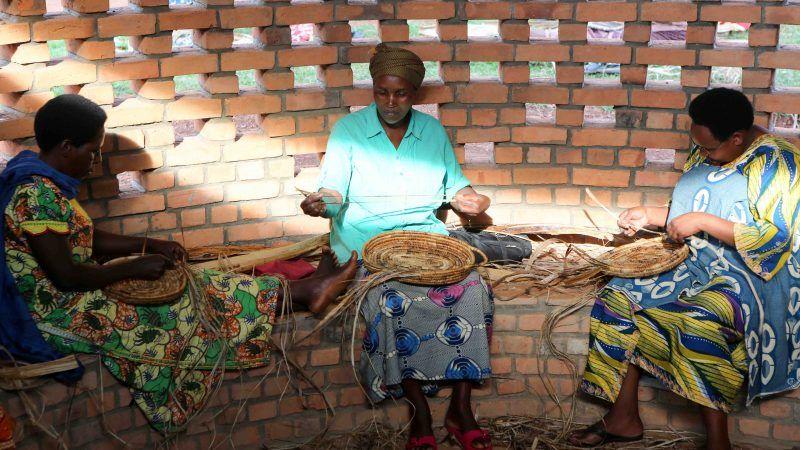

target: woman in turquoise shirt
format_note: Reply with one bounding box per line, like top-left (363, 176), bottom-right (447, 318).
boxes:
top-left (302, 45), bottom-right (494, 450)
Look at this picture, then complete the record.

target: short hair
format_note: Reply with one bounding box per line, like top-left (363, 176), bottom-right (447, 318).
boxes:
top-left (688, 88), bottom-right (754, 142)
top-left (34, 94), bottom-right (107, 152)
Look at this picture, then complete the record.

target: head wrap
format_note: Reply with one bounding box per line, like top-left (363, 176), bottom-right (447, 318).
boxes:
top-left (369, 43), bottom-right (425, 90)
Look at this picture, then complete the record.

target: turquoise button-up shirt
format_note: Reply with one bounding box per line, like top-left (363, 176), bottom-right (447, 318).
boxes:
top-left (317, 103), bottom-right (471, 261)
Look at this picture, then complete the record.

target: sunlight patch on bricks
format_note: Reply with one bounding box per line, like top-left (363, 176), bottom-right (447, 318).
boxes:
top-left (408, 20), bottom-right (438, 41)
top-left (530, 62), bottom-right (556, 83)
top-left (770, 113), bottom-right (800, 134)
top-left (779, 25), bottom-right (800, 49)
top-left (114, 36), bottom-right (133, 57)
top-left (291, 66), bottom-right (322, 88)
top-left (710, 67), bottom-right (742, 88)
top-left (584, 62), bottom-right (620, 86)
top-left (470, 61), bottom-right (499, 81)
top-left (645, 148), bottom-right (676, 169)
top-left (233, 28), bottom-right (256, 47)
top-left (587, 21), bottom-right (624, 44)
top-left (646, 65), bottom-right (681, 88)
top-left (525, 103), bottom-right (556, 125)
top-left (468, 20), bottom-right (500, 41)
top-left (464, 142), bottom-right (495, 165)
top-left (649, 22), bottom-right (686, 47)
top-left (232, 114), bottom-right (262, 136)
top-left (112, 80), bottom-right (135, 101)
top-left (47, 40), bottom-right (67, 59)
top-left (117, 171), bottom-right (146, 198)
top-left (174, 74), bottom-right (202, 94)
top-left (290, 24), bottom-right (319, 46)
top-left (774, 69), bottom-right (800, 91)
top-left (351, 63), bottom-right (371, 86)
top-left (529, 19), bottom-right (558, 42)
top-left (172, 29), bottom-right (194, 51)
top-left (715, 22), bottom-right (749, 48)
top-left (412, 104), bottom-right (439, 119)
top-left (350, 21), bottom-right (379, 44)
top-left (583, 106), bottom-right (616, 127)
top-left (236, 70), bottom-right (257, 90)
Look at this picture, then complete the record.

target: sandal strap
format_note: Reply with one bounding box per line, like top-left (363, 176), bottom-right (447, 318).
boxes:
top-left (460, 429), bottom-right (492, 447)
top-left (406, 435), bottom-right (437, 450)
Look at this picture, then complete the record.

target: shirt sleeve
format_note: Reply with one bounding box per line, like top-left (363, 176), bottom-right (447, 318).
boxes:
top-left (316, 121), bottom-right (353, 218)
top-left (13, 179), bottom-right (71, 235)
top-left (442, 129), bottom-right (471, 201)
top-left (733, 144), bottom-right (800, 281)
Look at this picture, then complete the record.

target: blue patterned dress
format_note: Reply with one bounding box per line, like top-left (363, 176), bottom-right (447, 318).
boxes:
top-left (581, 135), bottom-right (800, 411)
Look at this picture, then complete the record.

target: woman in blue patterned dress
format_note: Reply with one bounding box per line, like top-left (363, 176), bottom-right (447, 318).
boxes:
top-left (569, 88), bottom-right (800, 449)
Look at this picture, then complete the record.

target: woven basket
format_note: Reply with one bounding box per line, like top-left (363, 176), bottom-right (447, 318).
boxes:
top-left (363, 231), bottom-right (486, 286)
top-left (102, 256), bottom-right (187, 305)
top-left (599, 237), bottom-right (689, 278)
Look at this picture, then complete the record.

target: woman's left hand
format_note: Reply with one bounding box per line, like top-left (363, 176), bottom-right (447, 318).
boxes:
top-left (148, 239), bottom-right (188, 264)
top-left (666, 212), bottom-right (708, 242)
top-left (452, 191), bottom-right (490, 216)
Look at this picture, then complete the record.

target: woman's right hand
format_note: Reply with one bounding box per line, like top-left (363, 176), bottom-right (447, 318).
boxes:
top-left (127, 255), bottom-right (172, 280)
top-left (618, 206), bottom-right (650, 237)
top-left (301, 192), bottom-right (327, 217)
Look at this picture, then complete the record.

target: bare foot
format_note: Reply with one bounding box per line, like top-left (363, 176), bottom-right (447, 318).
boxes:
top-left (315, 246), bottom-right (339, 277)
top-left (306, 250), bottom-right (357, 313)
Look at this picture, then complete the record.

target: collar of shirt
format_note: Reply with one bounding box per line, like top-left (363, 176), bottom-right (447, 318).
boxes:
top-left (363, 102), bottom-right (423, 142)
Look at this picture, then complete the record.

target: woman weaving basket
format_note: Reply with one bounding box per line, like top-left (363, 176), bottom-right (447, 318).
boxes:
top-left (0, 95), bottom-right (358, 433)
top-left (569, 88), bottom-right (800, 449)
top-left (301, 44), bottom-right (494, 450)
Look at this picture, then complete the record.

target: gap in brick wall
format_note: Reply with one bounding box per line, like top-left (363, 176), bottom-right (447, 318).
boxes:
top-left (233, 28), bottom-right (256, 47)
top-left (172, 120), bottom-right (200, 143)
top-left (408, 20), bottom-right (438, 41)
top-left (530, 62), bottom-right (556, 83)
top-left (464, 142), bottom-right (495, 165)
top-left (423, 61), bottom-right (441, 83)
top-left (169, 0), bottom-right (192, 8)
top-left (294, 153), bottom-right (321, 177)
top-left (413, 104), bottom-right (439, 119)
top-left (710, 67), bottom-right (742, 88)
top-left (174, 74), bottom-right (202, 94)
top-left (583, 106), bottom-right (615, 126)
top-left (779, 25), bottom-right (800, 49)
top-left (351, 63), bottom-right (371, 86)
top-left (350, 20), bottom-right (380, 44)
top-left (771, 113), bottom-right (800, 133)
top-left (584, 62), bottom-right (620, 86)
top-left (645, 149), bottom-right (676, 169)
top-left (236, 70), bottom-right (257, 91)
top-left (233, 114), bottom-right (262, 136)
top-left (291, 66), bottom-right (321, 88)
top-left (347, 0), bottom-right (376, 4)
top-left (112, 81), bottom-right (135, 102)
top-left (172, 29), bottom-right (194, 51)
top-left (114, 36), bottom-right (133, 56)
top-left (44, 0), bottom-right (63, 15)
top-left (50, 86), bottom-right (65, 97)
top-left (468, 20), bottom-right (500, 41)
top-left (470, 61), bottom-right (499, 81)
top-left (47, 40), bottom-right (67, 59)
top-left (715, 22), bottom-right (749, 48)
top-left (116, 171), bottom-right (146, 199)
top-left (525, 103), bottom-right (556, 124)
top-left (649, 22), bottom-right (687, 47)
top-left (290, 24), bottom-right (319, 46)
top-left (587, 22), bottom-right (624, 44)
top-left (529, 19), bottom-right (558, 42)
top-left (646, 65), bottom-right (681, 89)
top-left (775, 69), bottom-right (800, 91)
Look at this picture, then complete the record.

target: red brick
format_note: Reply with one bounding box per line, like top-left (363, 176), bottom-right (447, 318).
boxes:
top-left (640, 2), bottom-right (696, 22)
top-left (765, 6), bottom-right (800, 25)
top-left (176, 167), bottom-right (204, 186)
top-left (623, 24), bottom-right (651, 44)
top-left (499, 22), bottom-right (529, 42)
top-left (318, 22), bottom-right (351, 43)
top-left (774, 423), bottom-right (800, 441)
top-left (107, 194), bottom-right (165, 217)
top-left (572, 168), bottom-right (629, 187)
top-left (97, 13), bottom-right (155, 38)
top-left (698, 49), bottom-right (754, 68)
top-left (32, 17), bottom-right (94, 41)
top-left (310, 347), bottom-right (340, 366)
top-left (1, 0), bottom-right (45, 15)
top-left (211, 205), bottom-right (238, 224)
top-left (130, 35), bottom-right (172, 55)
top-left (556, 108), bottom-right (584, 126)
top-left (260, 71), bottom-right (294, 90)
top-left (160, 53), bottom-right (218, 77)
top-left (277, 46), bottom-right (337, 67)
top-left (635, 48), bottom-right (696, 66)
top-left (635, 170), bottom-right (681, 187)
top-left (262, 115), bottom-right (295, 137)
top-left (759, 399), bottom-right (792, 418)
top-left (749, 27), bottom-right (779, 47)
top-left (67, 39), bottom-right (115, 61)
top-left (403, 42), bottom-right (452, 62)
top-left (193, 29), bottom-right (233, 50)
top-left (226, 180), bottom-right (280, 201)
top-left (133, 79), bottom-right (175, 100)
top-left (699, 4), bottom-right (761, 23)
top-left (513, 2), bottom-right (573, 20)
top-left (167, 186), bottom-right (223, 208)
top-left (512, 126), bottom-right (567, 144)
top-left (526, 187), bottom-right (551, 203)
top-left (511, 85), bottom-right (569, 104)
top-left (620, 65), bottom-right (647, 86)
top-left (687, 25), bottom-right (716, 45)
top-left (738, 418), bottom-right (771, 438)
top-left (438, 23), bottom-right (467, 41)
top-left (456, 127), bottom-right (510, 143)
top-left (465, 1), bottom-right (510, 19)
top-left (576, 2), bottom-right (636, 22)
top-left (461, 169), bottom-right (512, 185)
top-left (166, 138), bottom-right (220, 166)
top-left (108, 151), bottom-right (163, 174)
top-left (571, 129), bottom-right (628, 147)
top-left (224, 93), bottom-right (281, 115)
top-left (227, 221), bottom-right (283, 241)
top-left (587, 148), bottom-right (615, 166)
top-left (173, 227), bottom-right (224, 249)
top-left (681, 69), bottom-right (710, 88)
top-left (417, 84), bottom-right (454, 104)
top-left (0, 22), bottom-right (30, 45)
top-left (165, 97), bottom-right (222, 121)
top-left (397, 1), bottom-right (454, 20)
top-left (616, 191), bottom-right (643, 208)
top-left (455, 43), bottom-right (514, 62)
top-left (758, 51), bottom-right (800, 70)
top-left (219, 6), bottom-right (272, 28)
top-left (630, 130), bottom-right (688, 149)
top-left (513, 167), bottom-right (568, 184)
top-left (33, 59), bottom-right (96, 89)
top-left (573, 45), bottom-right (631, 64)
top-left (455, 84), bottom-right (507, 104)
top-left (631, 90), bottom-right (686, 109)
top-left (275, 4), bottom-right (333, 25)
top-left (556, 148), bottom-right (582, 164)
top-left (157, 9), bottom-right (217, 31)
top-left (98, 59), bottom-right (159, 82)
top-left (573, 88), bottom-right (628, 106)
top-left (2, 43), bottom-right (48, 65)
top-left (515, 43), bottom-right (570, 62)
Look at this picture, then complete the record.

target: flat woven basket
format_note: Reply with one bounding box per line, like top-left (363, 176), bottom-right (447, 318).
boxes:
top-left (102, 256), bottom-right (187, 305)
top-left (599, 237), bottom-right (689, 278)
top-left (363, 231), bottom-right (485, 286)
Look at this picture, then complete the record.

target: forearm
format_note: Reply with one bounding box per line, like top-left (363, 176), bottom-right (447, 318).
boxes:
top-left (92, 229), bottom-right (147, 257)
top-left (50, 260), bottom-right (138, 291)
top-left (699, 215), bottom-right (736, 246)
top-left (645, 206), bottom-right (669, 228)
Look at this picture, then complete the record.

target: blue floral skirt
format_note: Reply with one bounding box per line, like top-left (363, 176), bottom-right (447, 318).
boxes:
top-left (358, 269), bottom-right (494, 403)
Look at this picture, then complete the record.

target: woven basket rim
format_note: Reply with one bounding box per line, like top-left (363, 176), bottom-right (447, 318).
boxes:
top-left (600, 237), bottom-right (689, 278)
top-left (102, 256), bottom-right (187, 305)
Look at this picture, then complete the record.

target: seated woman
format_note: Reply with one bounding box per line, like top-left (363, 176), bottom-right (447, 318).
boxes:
top-left (569, 88), bottom-right (800, 449)
top-left (301, 44), bottom-right (494, 450)
top-left (0, 94), bottom-right (358, 433)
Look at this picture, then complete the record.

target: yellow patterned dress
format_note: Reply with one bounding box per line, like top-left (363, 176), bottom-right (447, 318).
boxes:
top-left (4, 176), bottom-right (280, 432)
top-left (581, 134), bottom-right (800, 411)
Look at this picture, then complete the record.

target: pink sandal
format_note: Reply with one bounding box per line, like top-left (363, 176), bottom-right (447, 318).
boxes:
top-left (406, 435), bottom-right (437, 450)
top-left (445, 425), bottom-right (493, 450)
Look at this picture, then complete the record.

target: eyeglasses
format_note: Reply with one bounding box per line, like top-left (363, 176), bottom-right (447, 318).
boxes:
top-left (690, 135), bottom-right (727, 154)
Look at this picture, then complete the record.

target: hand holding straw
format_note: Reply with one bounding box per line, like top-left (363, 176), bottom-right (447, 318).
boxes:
top-left (584, 188), bottom-right (663, 237)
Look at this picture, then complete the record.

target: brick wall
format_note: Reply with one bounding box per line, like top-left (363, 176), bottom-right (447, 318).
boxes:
top-left (3, 0), bottom-right (800, 448)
